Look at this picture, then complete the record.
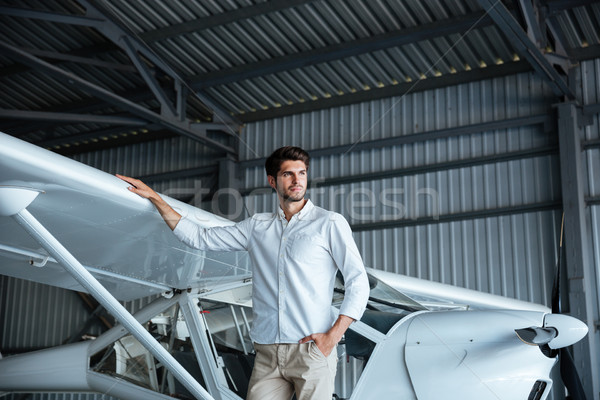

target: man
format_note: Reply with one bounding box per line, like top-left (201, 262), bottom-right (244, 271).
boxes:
top-left (118, 146), bottom-right (370, 400)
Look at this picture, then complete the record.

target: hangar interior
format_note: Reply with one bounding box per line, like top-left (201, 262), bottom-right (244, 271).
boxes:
top-left (0, 0), bottom-right (599, 399)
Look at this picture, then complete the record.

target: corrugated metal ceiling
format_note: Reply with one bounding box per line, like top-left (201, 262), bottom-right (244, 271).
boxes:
top-left (0, 0), bottom-right (598, 152)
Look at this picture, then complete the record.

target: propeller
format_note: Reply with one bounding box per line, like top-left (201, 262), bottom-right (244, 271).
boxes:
top-left (552, 214), bottom-right (587, 400)
top-left (514, 214), bottom-right (588, 399)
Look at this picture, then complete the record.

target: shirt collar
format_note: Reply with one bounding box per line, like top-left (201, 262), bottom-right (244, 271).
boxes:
top-left (277, 199), bottom-right (314, 221)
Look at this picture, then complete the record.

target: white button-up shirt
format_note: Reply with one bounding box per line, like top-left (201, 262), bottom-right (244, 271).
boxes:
top-left (173, 200), bottom-right (370, 344)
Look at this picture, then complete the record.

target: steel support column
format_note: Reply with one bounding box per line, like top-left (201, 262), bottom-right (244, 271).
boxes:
top-left (557, 102), bottom-right (599, 399)
top-left (216, 156), bottom-right (242, 221)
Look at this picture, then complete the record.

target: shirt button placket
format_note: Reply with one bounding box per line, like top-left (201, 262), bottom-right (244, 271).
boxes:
top-left (277, 226), bottom-right (288, 341)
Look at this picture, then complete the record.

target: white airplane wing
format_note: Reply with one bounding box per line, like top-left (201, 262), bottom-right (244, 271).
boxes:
top-left (0, 132), bottom-right (251, 301)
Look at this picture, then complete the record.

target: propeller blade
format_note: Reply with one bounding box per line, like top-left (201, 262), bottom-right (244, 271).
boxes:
top-left (551, 214), bottom-right (565, 314)
top-left (515, 327), bottom-right (557, 346)
top-left (551, 213), bottom-right (587, 399)
top-left (559, 347), bottom-right (587, 400)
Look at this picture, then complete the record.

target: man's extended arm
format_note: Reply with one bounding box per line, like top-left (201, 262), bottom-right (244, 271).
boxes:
top-left (116, 174), bottom-right (181, 230)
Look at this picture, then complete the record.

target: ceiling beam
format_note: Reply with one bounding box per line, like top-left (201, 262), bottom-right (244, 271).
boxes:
top-left (0, 41), bottom-right (235, 154)
top-left (34, 125), bottom-right (158, 148)
top-left (350, 201), bottom-right (561, 231)
top-left (189, 11), bottom-right (494, 90)
top-left (545, 0), bottom-right (598, 16)
top-left (0, 86), bottom-right (170, 135)
top-left (0, 109), bottom-right (147, 125)
top-left (79, 0), bottom-right (239, 128)
top-left (19, 48), bottom-right (136, 72)
top-left (140, 0), bottom-right (318, 42)
top-left (517, 0), bottom-right (545, 47)
top-left (51, 129), bottom-right (180, 156)
top-left (181, 0), bottom-right (588, 92)
top-left (0, 2), bottom-right (240, 129)
top-left (0, 43), bottom-right (120, 79)
top-left (545, 15), bottom-right (570, 57)
top-left (477, 0), bottom-right (574, 99)
top-left (237, 61), bottom-right (533, 123)
top-left (568, 44), bottom-right (600, 62)
top-left (0, 6), bottom-right (103, 27)
top-left (120, 35), bottom-right (177, 117)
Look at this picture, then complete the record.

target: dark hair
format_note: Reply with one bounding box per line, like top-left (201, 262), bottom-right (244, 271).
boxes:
top-left (265, 146), bottom-right (310, 177)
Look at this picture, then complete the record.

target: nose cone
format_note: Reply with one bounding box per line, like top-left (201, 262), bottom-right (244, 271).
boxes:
top-left (544, 313), bottom-right (588, 349)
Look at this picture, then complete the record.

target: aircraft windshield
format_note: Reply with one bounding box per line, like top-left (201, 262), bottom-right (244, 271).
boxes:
top-left (335, 271), bottom-right (427, 313)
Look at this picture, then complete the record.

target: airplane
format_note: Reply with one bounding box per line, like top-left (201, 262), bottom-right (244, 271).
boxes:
top-left (0, 131), bottom-right (589, 400)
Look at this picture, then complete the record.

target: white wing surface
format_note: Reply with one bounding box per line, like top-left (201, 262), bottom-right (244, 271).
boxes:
top-left (0, 132), bottom-right (251, 300)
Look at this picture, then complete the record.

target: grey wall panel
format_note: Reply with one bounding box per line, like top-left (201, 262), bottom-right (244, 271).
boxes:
top-left (71, 137), bottom-right (222, 203)
top-left (581, 58), bottom-right (600, 106)
top-left (585, 113), bottom-right (600, 140)
top-left (590, 204), bottom-right (600, 313)
top-left (0, 275), bottom-right (104, 352)
top-left (584, 148), bottom-right (600, 198)
top-left (240, 71), bottom-right (555, 161)
top-left (354, 211), bottom-right (558, 305)
top-left (244, 153), bottom-right (560, 224)
top-left (243, 125), bottom-right (558, 190)
top-left (0, 275), bottom-right (156, 353)
top-left (72, 136), bottom-right (220, 177)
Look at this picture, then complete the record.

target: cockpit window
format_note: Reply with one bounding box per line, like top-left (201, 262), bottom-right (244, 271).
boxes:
top-left (335, 271), bottom-right (427, 313)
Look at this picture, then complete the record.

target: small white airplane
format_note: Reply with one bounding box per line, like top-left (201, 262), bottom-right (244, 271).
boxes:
top-left (0, 131), bottom-right (589, 400)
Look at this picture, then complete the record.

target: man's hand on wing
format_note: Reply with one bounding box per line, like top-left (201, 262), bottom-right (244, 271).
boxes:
top-left (116, 174), bottom-right (159, 200)
top-left (116, 174), bottom-right (182, 230)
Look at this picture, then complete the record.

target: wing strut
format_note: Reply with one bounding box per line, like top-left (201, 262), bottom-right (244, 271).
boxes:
top-left (0, 186), bottom-right (214, 400)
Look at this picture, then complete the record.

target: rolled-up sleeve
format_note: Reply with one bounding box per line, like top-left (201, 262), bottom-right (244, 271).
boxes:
top-left (173, 216), bottom-right (251, 252)
top-left (328, 214), bottom-right (370, 321)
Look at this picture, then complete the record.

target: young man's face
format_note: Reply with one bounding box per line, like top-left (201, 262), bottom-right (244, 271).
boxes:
top-left (268, 160), bottom-right (307, 202)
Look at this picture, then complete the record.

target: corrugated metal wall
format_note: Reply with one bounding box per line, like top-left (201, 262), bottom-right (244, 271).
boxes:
top-left (240, 72), bottom-right (554, 160)
top-left (72, 136), bottom-right (222, 201)
top-left (0, 275), bottom-right (157, 348)
top-left (0, 275), bottom-right (104, 352)
top-left (242, 71), bottom-right (560, 303)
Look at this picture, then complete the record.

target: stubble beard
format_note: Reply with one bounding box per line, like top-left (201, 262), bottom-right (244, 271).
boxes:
top-left (280, 185), bottom-right (305, 202)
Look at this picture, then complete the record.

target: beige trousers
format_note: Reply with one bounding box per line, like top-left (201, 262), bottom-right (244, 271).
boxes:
top-left (246, 342), bottom-right (337, 400)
